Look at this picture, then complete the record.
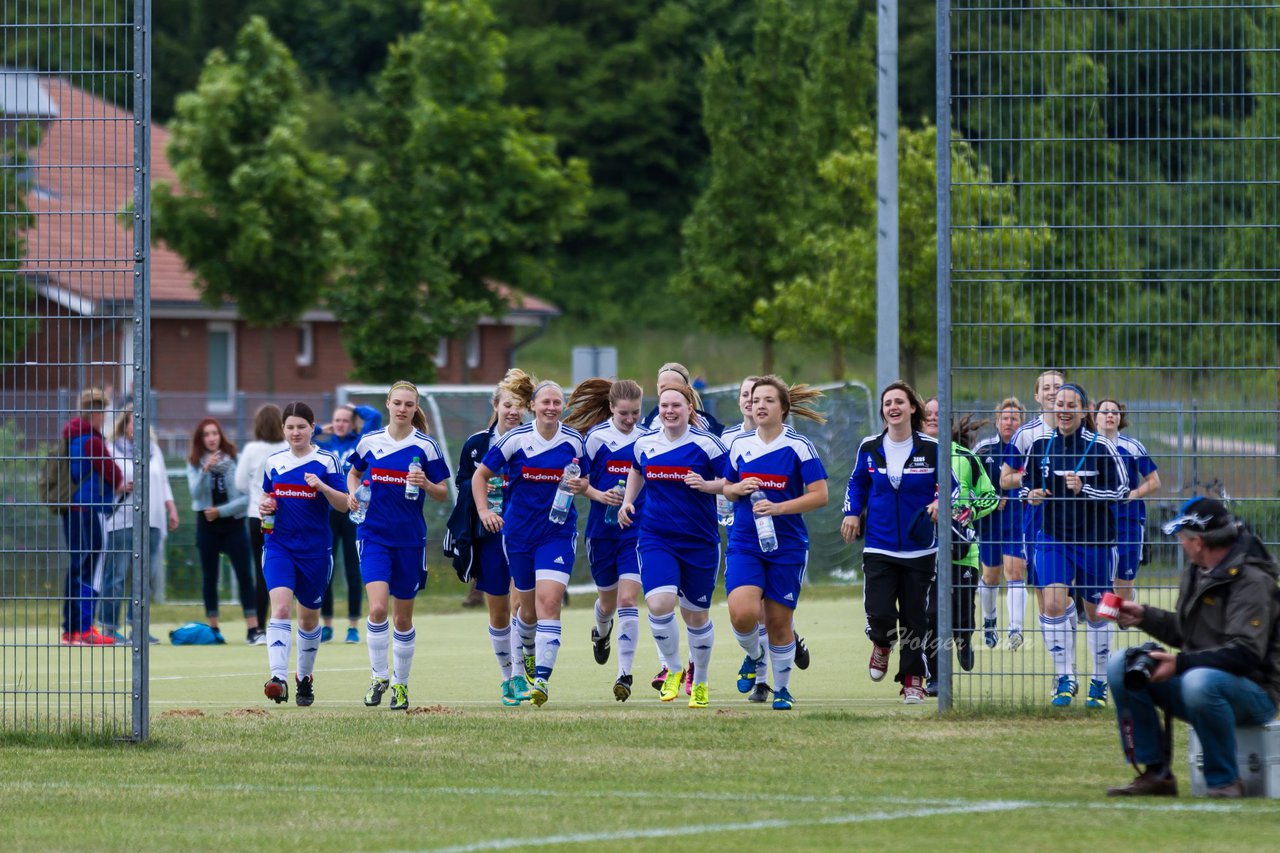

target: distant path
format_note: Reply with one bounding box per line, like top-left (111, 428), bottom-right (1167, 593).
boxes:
top-left (1151, 433), bottom-right (1276, 455)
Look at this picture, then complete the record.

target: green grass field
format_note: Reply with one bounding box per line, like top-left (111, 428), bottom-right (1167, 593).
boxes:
top-left (2, 591), bottom-right (1275, 851)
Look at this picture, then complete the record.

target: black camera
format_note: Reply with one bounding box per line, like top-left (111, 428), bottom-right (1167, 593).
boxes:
top-left (1123, 642), bottom-right (1167, 691)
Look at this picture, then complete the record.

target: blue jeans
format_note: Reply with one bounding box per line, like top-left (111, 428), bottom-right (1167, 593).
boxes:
top-left (98, 526), bottom-right (164, 631)
top-left (61, 509), bottom-right (105, 633)
top-left (1108, 652), bottom-right (1278, 787)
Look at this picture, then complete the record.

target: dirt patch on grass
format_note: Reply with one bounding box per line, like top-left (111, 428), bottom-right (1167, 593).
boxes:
top-left (225, 708), bottom-right (269, 718)
top-left (159, 709), bottom-right (204, 718)
top-left (714, 709), bottom-right (743, 717)
top-left (407, 704), bottom-right (461, 717)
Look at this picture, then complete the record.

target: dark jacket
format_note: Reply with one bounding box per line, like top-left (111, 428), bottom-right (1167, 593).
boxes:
top-left (1139, 525), bottom-right (1280, 704)
top-left (63, 417), bottom-right (124, 510)
top-left (443, 427), bottom-right (497, 581)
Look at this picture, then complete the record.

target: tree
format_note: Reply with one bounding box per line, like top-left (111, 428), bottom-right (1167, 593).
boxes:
top-left (1, 134), bottom-right (38, 362)
top-left (151, 16), bottom-right (346, 392)
top-left (676, 0), bottom-right (871, 372)
top-left (329, 0), bottom-right (589, 383)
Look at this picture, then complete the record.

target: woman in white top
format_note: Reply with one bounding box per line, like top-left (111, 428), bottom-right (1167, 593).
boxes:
top-left (97, 404), bottom-right (179, 643)
top-left (236, 404), bottom-right (288, 645)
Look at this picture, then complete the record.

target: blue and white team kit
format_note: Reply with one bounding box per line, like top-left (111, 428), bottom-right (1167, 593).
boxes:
top-left (972, 434), bottom-right (1024, 567)
top-left (348, 429), bottom-right (451, 600)
top-left (261, 447), bottom-right (347, 608)
top-left (482, 422), bottom-right (587, 590)
top-left (583, 420), bottom-right (643, 590)
top-left (631, 426), bottom-right (727, 611)
top-left (724, 427), bottom-right (828, 608)
top-left (1111, 433), bottom-right (1157, 581)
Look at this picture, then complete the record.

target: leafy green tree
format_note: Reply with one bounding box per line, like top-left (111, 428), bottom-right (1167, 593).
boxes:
top-left (1, 135), bottom-right (38, 362)
top-left (151, 16), bottom-right (347, 392)
top-left (676, 0), bottom-right (871, 372)
top-left (330, 0), bottom-right (589, 383)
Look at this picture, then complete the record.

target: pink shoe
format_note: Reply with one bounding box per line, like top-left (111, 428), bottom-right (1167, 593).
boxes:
top-left (901, 675), bottom-right (926, 705)
top-left (683, 659), bottom-right (695, 696)
top-left (868, 645), bottom-right (890, 682)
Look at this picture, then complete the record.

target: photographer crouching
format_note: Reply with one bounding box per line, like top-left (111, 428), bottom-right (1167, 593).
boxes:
top-left (1106, 497), bottom-right (1279, 798)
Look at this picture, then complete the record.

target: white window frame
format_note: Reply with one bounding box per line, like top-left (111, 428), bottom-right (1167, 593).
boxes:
top-left (432, 337), bottom-right (449, 369)
top-left (465, 328), bottom-right (481, 370)
top-left (295, 322), bottom-right (315, 367)
top-left (207, 321), bottom-right (237, 414)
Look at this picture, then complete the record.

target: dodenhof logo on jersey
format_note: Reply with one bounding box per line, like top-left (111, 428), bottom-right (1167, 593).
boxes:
top-left (646, 465), bottom-right (691, 481)
top-left (274, 484), bottom-right (316, 499)
top-left (606, 460), bottom-right (630, 476)
top-left (741, 472), bottom-right (788, 490)
top-left (370, 467), bottom-right (407, 486)
top-left (522, 467), bottom-right (563, 483)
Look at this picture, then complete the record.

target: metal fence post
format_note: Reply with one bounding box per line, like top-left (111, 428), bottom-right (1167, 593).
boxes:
top-left (935, 0), bottom-right (954, 713)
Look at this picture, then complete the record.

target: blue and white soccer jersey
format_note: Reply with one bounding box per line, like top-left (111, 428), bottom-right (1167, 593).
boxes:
top-left (583, 421), bottom-right (642, 590)
top-left (348, 428), bottom-right (451, 599)
top-left (723, 428), bottom-right (828, 608)
top-left (632, 427), bottom-right (726, 611)
top-left (261, 447), bottom-right (346, 609)
top-left (1112, 433), bottom-right (1157, 581)
top-left (481, 422), bottom-right (586, 590)
top-left (974, 436), bottom-right (1025, 567)
top-left (1011, 415), bottom-right (1055, 580)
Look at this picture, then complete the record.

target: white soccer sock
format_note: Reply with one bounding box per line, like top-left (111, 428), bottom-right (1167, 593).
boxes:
top-left (755, 624), bottom-right (770, 679)
top-left (616, 606), bottom-right (639, 677)
top-left (296, 625), bottom-right (321, 680)
top-left (1007, 581), bottom-right (1026, 632)
top-left (978, 579), bottom-right (998, 621)
top-left (1065, 600), bottom-right (1079, 676)
top-left (509, 619), bottom-right (524, 670)
top-left (687, 621), bottom-right (715, 684)
top-left (1039, 612), bottom-right (1074, 678)
top-left (770, 641), bottom-right (796, 692)
top-left (1086, 619), bottom-right (1112, 681)
top-left (366, 619), bottom-right (390, 681)
top-left (534, 620), bottom-right (562, 681)
top-left (267, 619), bottom-right (291, 681)
top-left (489, 624), bottom-right (514, 680)
top-left (593, 600), bottom-right (613, 640)
top-left (648, 611), bottom-right (681, 671)
top-left (391, 627), bottom-right (415, 686)
top-left (516, 616), bottom-right (537, 659)
top-left (732, 624), bottom-right (762, 660)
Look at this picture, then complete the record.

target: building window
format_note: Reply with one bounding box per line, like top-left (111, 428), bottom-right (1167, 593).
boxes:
top-left (432, 337), bottom-right (449, 369)
top-left (207, 322), bottom-right (236, 413)
top-left (465, 328), bottom-right (481, 369)
top-left (296, 323), bottom-right (314, 367)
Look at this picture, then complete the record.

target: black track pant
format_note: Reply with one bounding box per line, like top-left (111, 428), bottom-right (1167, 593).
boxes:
top-left (925, 561), bottom-right (977, 680)
top-left (862, 552), bottom-right (937, 682)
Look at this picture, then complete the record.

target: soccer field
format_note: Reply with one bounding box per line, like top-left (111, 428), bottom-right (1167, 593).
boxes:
top-left (2, 595), bottom-right (1272, 851)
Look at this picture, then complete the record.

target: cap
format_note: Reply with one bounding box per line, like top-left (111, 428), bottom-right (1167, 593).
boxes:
top-left (78, 387), bottom-right (109, 411)
top-left (1162, 497), bottom-right (1233, 536)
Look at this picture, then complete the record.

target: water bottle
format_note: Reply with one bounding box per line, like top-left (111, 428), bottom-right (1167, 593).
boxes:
top-left (750, 490), bottom-right (778, 552)
top-left (487, 475), bottom-right (504, 515)
top-left (549, 457), bottom-right (581, 524)
top-left (350, 479), bottom-right (372, 524)
top-left (716, 494), bottom-right (734, 527)
top-left (261, 491), bottom-right (276, 534)
top-left (603, 479), bottom-right (627, 526)
top-left (405, 456), bottom-right (422, 499)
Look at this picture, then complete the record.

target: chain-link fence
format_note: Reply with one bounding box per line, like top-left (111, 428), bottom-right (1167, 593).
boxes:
top-left (940, 0), bottom-right (1279, 707)
top-left (0, 5), bottom-right (150, 737)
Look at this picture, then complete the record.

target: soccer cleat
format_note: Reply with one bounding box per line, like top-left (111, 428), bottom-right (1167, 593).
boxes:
top-left (983, 618), bottom-right (998, 649)
top-left (264, 676), bottom-right (289, 704)
top-left (868, 644), bottom-right (890, 682)
top-left (591, 623), bottom-right (612, 665)
top-left (1085, 678), bottom-right (1109, 709)
top-left (683, 660), bottom-right (695, 696)
top-left (688, 682), bottom-right (709, 709)
top-left (737, 653), bottom-right (762, 694)
top-left (345, 627), bottom-right (359, 644)
top-left (364, 677), bottom-right (390, 707)
top-left (78, 627), bottom-right (116, 646)
top-left (500, 679), bottom-right (520, 707)
top-left (1050, 675), bottom-right (1076, 707)
top-left (320, 626), bottom-right (333, 643)
top-left (613, 674), bottom-right (633, 702)
top-left (659, 668), bottom-right (683, 702)
top-left (523, 653), bottom-right (537, 683)
top-left (295, 674), bottom-right (315, 707)
top-left (509, 673), bottom-right (531, 703)
top-left (1006, 629), bottom-right (1024, 651)
top-left (60, 631), bottom-right (81, 646)
top-left (651, 666), bottom-right (669, 692)
top-left (389, 683), bottom-right (409, 711)
top-left (772, 686), bottom-right (794, 710)
top-left (530, 678), bottom-right (550, 707)
top-left (748, 682), bottom-right (772, 703)
top-left (925, 679), bottom-right (938, 697)
top-left (794, 634), bottom-right (810, 670)
top-left (901, 675), bottom-right (926, 705)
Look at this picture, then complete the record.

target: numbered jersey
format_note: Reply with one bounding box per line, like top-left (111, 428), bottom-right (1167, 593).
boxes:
top-left (725, 427), bottom-right (828, 558)
top-left (481, 422), bottom-right (586, 548)
top-left (262, 447), bottom-right (346, 555)
top-left (583, 420), bottom-right (641, 541)
top-left (631, 427), bottom-right (726, 546)
top-left (348, 429), bottom-right (450, 547)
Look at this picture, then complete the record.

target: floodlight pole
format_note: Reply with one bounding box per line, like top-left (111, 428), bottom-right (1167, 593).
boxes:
top-left (875, 0), bottom-right (900, 395)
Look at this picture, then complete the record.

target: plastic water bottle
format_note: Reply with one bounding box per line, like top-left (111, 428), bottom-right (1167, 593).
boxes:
top-left (261, 492), bottom-right (275, 534)
top-left (487, 476), bottom-right (504, 515)
top-left (549, 457), bottom-right (581, 524)
top-left (405, 456), bottom-right (422, 499)
top-left (716, 494), bottom-right (734, 527)
top-left (603, 479), bottom-right (627, 526)
top-left (350, 479), bottom-right (372, 524)
top-left (750, 490), bottom-right (778, 552)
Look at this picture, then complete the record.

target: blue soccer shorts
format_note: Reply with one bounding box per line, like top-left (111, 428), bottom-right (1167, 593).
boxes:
top-left (587, 536), bottom-right (641, 591)
top-left (358, 540), bottom-right (427, 600)
top-left (263, 545), bottom-right (333, 610)
top-left (473, 534), bottom-right (512, 597)
top-left (504, 533), bottom-right (577, 592)
top-left (1032, 533), bottom-right (1116, 605)
top-left (724, 549), bottom-right (808, 609)
top-left (638, 537), bottom-right (720, 612)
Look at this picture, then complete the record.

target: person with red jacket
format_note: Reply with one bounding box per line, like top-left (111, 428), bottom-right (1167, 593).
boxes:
top-left (60, 388), bottom-right (129, 645)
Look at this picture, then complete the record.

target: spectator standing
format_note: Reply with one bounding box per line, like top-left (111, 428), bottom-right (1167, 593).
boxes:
top-left (236, 404), bottom-right (287, 644)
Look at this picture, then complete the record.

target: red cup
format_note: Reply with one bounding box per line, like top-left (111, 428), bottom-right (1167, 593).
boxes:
top-left (1097, 592), bottom-right (1123, 621)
